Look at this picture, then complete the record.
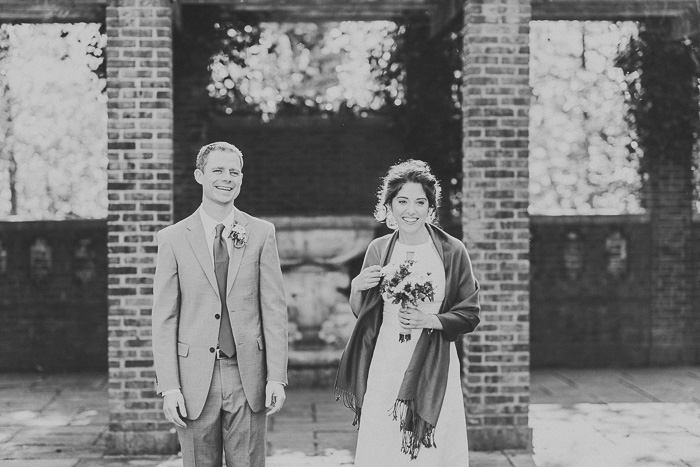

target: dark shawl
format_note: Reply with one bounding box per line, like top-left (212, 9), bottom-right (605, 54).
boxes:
top-left (335, 224), bottom-right (480, 459)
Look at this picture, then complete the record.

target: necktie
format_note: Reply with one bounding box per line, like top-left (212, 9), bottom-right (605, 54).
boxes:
top-left (214, 224), bottom-right (236, 357)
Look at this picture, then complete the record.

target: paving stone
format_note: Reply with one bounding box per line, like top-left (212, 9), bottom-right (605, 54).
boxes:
top-left (8, 369), bottom-right (700, 467)
top-left (0, 443), bottom-right (103, 460)
top-left (266, 450), bottom-right (354, 466)
top-left (469, 451), bottom-right (525, 467)
top-left (0, 460), bottom-right (79, 467)
top-left (75, 456), bottom-right (180, 467)
top-left (313, 431), bottom-right (357, 452)
top-left (267, 429), bottom-right (317, 455)
top-left (271, 419), bottom-right (354, 432)
top-left (9, 426), bottom-right (103, 446)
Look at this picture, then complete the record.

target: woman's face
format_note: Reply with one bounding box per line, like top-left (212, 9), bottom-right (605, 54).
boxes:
top-left (389, 182), bottom-right (431, 234)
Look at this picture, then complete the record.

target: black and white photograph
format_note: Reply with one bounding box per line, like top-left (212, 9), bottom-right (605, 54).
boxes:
top-left (1, 1), bottom-right (700, 466)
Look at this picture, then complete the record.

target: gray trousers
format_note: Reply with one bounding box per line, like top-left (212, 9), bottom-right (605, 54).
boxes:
top-left (176, 357), bottom-right (267, 467)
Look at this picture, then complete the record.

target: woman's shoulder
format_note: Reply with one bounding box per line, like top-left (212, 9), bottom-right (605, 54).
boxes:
top-left (429, 224), bottom-right (469, 255)
top-left (429, 224), bottom-right (460, 244)
top-left (367, 233), bottom-right (394, 252)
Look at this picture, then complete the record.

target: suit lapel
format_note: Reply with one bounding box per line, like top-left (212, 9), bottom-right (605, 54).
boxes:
top-left (186, 212), bottom-right (220, 299)
top-left (226, 208), bottom-right (249, 297)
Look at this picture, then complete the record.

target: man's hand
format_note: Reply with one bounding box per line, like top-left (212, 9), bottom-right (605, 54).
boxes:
top-left (265, 382), bottom-right (286, 416)
top-left (163, 391), bottom-right (187, 428)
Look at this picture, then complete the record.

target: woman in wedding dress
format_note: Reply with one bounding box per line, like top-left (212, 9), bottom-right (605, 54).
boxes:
top-left (335, 160), bottom-right (481, 465)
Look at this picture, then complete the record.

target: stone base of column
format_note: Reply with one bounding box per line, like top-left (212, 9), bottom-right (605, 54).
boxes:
top-left (105, 430), bottom-right (179, 455)
top-left (467, 426), bottom-right (532, 451)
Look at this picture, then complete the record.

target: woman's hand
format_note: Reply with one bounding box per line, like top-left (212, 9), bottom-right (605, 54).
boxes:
top-left (398, 307), bottom-right (442, 330)
top-left (352, 265), bottom-right (382, 291)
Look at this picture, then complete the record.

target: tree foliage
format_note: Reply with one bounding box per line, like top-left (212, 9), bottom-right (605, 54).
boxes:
top-left (616, 21), bottom-right (700, 179)
top-left (530, 21), bottom-right (643, 215)
top-left (0, 18), bottom-right (655, 220)
top-left (0, 23), bottom-right (106, 220)
top-left (207, 20), bottom-right (400, 121)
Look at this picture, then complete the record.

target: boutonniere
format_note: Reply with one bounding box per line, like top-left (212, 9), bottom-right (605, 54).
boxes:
top-left (229, 222), bottom-right (248, 249)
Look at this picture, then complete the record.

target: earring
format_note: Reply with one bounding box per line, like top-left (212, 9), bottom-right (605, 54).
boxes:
top-left (386, 209), bottom-right (398, 230)
top-left (428, 208), bottom-right (436, 224)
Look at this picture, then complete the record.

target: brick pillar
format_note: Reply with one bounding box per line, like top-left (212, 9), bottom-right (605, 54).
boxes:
top-left (105, 0), bottom-right (178, 454)
top-left (638, 25), bottom-right (697, 364)
top-left (649, 156), bottom-right (694, 364)
top-left (461, 0), bottom-right (532, 450)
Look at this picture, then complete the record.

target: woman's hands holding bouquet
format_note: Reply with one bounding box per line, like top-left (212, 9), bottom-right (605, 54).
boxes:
top-left (398, 306), bottom-right (440, 330)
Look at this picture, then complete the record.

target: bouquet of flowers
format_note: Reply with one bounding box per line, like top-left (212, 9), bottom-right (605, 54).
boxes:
top-left (379, 259), bottom-right (435, 342)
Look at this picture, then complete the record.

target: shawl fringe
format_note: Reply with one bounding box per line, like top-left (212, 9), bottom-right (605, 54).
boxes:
top-left (392, 398), bottom-right (437, 460)
top-left (334, 388), bottom-right (361, 427)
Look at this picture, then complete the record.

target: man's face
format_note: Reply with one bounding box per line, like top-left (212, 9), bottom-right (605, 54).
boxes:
top-left (194, 149), bottom-right (243, 206)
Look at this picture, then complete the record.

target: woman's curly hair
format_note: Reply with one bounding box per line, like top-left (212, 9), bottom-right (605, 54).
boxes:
top-left (374, 159), bottom-right (442, 228)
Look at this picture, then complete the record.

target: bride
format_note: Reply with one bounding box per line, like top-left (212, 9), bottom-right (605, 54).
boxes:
top-left (335, 159), bottom-right (481, 465)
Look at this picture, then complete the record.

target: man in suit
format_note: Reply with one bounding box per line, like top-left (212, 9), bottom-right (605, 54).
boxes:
top-left (151, 141), bottom-right (288, 467)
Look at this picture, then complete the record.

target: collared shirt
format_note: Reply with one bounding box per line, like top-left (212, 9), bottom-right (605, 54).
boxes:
top-left (199, 205), bottom-right (236, 266)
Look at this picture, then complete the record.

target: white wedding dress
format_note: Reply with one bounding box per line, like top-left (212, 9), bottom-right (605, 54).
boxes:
top-left (353, 240), bottom-right (469, 466)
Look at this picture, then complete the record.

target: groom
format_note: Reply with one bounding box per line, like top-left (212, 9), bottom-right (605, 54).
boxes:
top-left (151, 142), bottom-right (288, 467)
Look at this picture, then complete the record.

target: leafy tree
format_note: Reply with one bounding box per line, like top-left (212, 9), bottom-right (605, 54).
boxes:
top-left (0, 23), bottom-right (106, 220)
top-left (530, 21), bottom-right (643, 214)
top-left (207, 20), bottom-right (399, 120)
top-left (616, 21), bottom-right (700, 209)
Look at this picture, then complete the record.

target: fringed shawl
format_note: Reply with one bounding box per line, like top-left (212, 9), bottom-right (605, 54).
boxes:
top-left (335, 224), bottom-right (481, 459)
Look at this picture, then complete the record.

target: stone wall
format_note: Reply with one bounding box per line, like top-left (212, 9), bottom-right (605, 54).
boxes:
top-left (3, 214), bottom-right (696, 374)
top-left (0, 220), bottom-right (107, 372)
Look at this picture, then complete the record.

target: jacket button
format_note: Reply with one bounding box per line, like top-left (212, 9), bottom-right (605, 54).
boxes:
top-left (215, 314), bottom-right (220, 319)
top-left (209, 347), bottom-right (215, 353)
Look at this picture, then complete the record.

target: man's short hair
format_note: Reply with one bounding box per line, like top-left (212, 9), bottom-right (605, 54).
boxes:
top-left (195, 142), bottom-right (244, 172)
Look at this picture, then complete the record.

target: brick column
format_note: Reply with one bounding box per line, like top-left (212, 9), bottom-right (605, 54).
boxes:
top-left (649, 155), bottom-right (694, 364)
top-left (461, 0), bottom-right (532, 450)
top-left (105, 0), bottom-right (177, 454)
top-left (637, 24), bottom-right (697, 365)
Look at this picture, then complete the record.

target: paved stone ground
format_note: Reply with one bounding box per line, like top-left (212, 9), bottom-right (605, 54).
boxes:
top-left (1, 367), bottom-right (700, 466)
top-left (530, 367), bottom-right (700, 467)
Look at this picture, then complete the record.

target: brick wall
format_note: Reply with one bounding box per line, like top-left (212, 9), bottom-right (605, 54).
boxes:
top-left (175, 114), bottom-right (406, 221)
top-left (649, 157), bottom-right (695, 364)
top-left (461, 0), bottom-right (532, 451)
top-left (202, 115), bottom-right (404, 218)
top-left (105, 0), bottom-right (177, 455)
top-left (642, 31), bottom-right (697, 365)
top-left (4, 214), bottom-right (694, 372)
top-left (172, 5), bottom-right (213, 223)
top-left (530, 215), bottom-right (652, 367)
top-left (0, 220), bottom-right (107, 372)
top-left (592, 23), bottom-right (700, 366)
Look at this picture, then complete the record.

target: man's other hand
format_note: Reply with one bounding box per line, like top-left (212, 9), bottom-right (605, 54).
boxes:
top-left (163, 391), bottom-right (187, 428)
top-left (265, 382), bottom-right (286, 416)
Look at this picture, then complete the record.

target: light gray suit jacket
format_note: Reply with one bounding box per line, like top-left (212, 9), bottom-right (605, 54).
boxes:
top-left (151, 207), bottom-right (288, 419)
